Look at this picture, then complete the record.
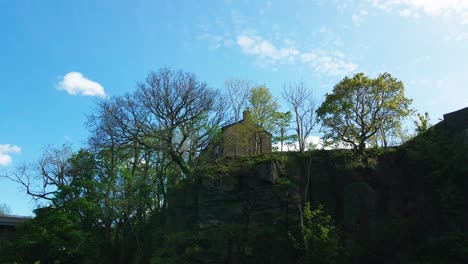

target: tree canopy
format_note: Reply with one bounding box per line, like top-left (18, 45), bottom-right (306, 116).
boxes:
top-left (248, 85), bottom-right (279, 132)
top-left (247, 85), bottom-right (280, 154)
top-left (5, 68), bottom-right (462, 264)
top-left (316, 72), bottom-right (412, 152)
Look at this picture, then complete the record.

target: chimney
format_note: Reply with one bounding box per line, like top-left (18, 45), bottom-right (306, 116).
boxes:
top-left (243, 108), bottom-right (252, 121)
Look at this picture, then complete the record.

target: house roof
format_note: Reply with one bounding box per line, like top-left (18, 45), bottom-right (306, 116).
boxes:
top-left (443, 107), bottom-right (468, 129)
top-left (0, 215), bottom-right (28, 227)
top-left (221, 119), bottom-right (273, 137)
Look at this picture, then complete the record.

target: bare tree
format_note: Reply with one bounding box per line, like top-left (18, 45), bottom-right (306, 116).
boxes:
top-left (0, 203), bottom-right (11, 215)
top-left (224, 78), bottom-right (251, 122)
top-left (282, 80), bottom-right (317, 152)
top-left (135, 68), bottom-right (226, 176)
top-left (2, 144), bottom-right (73, 202)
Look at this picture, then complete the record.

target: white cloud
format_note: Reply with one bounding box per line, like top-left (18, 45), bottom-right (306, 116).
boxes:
top-left (201, 11), bottom-right (357, 76)
top-left (199, 32), bottom-right (234, 49)
top-left (372, 0), bottom-right (468, 23)
top-left (352, 9), bottom-right (368, 26)
top-left (447, 32), bottom-right (468, 41)
top-left (259, 1), bottom-right (272, 15)
top-left (0, 144), bottom-right (21, 166)
top-left (312, 55), bottom-right (358, 76)
top-left (399, 9), bottom-right (413, 17)
top-left (236, 35), bottom-right (300, 61)
top-left (236, 34), bottom-right (357, 76)
top-left (461, 12), bottom-right (468, 24)
top-left (336, 0), bottom-right (354, 13)
top-left (57, 72), bottom-right (106, 97)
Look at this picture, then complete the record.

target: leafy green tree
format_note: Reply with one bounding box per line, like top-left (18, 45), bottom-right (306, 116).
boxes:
top-left (272, 111), bottom-right (294, 152)
top-left (300, 203), bottom-right (340, 264)
top-left (1, 206), bottom-right (100, 264)
top-left (248, 85), bottom-right (279, 131)
top-left (248, 85), bottom-right (280, 154)
top-left (414, 111), bottom-right (430, 134)
top-left (317, 72), bottom-right (412, 152)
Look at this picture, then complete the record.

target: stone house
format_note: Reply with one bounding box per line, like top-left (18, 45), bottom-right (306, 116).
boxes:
top-left (203, 110), bottom-right (272, 158)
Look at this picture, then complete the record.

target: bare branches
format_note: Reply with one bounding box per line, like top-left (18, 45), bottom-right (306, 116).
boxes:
top-left (87, 68), bottom-right (226, 181)
top-left (135, 68), bottom-right (226, 174)
top-left (282, 80), bottom-right (317, 152)
top-left (2, 144), bottom-right (73, 202)
top-left (224, 78), bottom-right (251, 122)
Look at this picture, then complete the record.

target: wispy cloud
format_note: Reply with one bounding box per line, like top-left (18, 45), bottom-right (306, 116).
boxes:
top-left (236, 34), bottom-right (357, 76)
top-left (199, 7), bottom-right (357, 76)
top-left (57, 72), bottom-right (106, 97)
top-left (259, 1), bottom-right (272, 15)
top-left (0, 144), bottom-right (21, 166)
top-left (352, 9), bottom-right (368, 25)
top-left (408, 72), bottom-right (468, 120)
top-left (372, 0), bottom-right (468, 23)
top-left (446, 32), bottom-right (468, 41)
top-left (300, 52), bottom-right (358, 76)
top-left (199, 32), bottom-right (234, 49)
top-left (237, 35), bottom-right (300, 61)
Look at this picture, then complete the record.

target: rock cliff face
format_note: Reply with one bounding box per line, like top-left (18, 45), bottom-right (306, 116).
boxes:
top-left (168, 119), bottom-right (468, 263)
top-left (167, 157), bottom-right (302, 262)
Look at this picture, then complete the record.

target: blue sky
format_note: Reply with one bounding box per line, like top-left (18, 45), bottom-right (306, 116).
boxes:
top-left (1, 0), bottom-right (467, 215)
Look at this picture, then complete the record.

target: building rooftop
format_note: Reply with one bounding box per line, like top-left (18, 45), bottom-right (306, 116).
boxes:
top-left (443, 107), bottom-right (468, 129)
top-left (0, 215), bottom-right (28, 227)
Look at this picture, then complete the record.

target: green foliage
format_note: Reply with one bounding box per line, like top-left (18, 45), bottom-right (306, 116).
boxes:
top-left (248, 85), bottom-right (280, 132)
top-left (247, 212), bottom-right (298, 264)
top-left (151, 231), bottom-right (200, 264)
top-left (5, 67), bottom-right (468, 264)
top-left (274, 177), bottom-right (296, 190)
top-left (407, 126), bottom-right (468, 227)
top-left (317, 72), bottom-right (412, 152)
top-left (300, 203), bottom-right (340, 264)
top-left (1, 207), bottom-right (101, 264)
top-left (272, 111), bottom-right (295, 152)
top-left (414, 111), bottom-right (431, 135)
